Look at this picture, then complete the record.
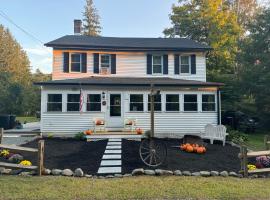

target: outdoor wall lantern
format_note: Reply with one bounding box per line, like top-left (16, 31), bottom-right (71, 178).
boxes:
top-left (102, 92), bottom-right (105, 99)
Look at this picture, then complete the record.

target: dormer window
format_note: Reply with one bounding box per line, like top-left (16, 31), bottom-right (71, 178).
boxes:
top-left (70, 53), bottom-right (82, 72)
top-left (152, 55), bottom-right (163, 74)
top-left (180, 55), bottom-right (191, 74)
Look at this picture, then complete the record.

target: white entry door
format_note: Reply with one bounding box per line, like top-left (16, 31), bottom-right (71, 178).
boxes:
top-left (106, 92), bottom-right (124, 128)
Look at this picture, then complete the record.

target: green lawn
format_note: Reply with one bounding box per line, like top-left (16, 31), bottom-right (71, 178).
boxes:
top-left (0, 176), bottom-right (269, 200)
top-left (16, 116), bottom-right (39, 124)
top-left (245, 132), bottom-right (269, 150)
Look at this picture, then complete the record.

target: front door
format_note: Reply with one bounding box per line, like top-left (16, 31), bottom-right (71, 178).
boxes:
top-left (107, 93), bottom-right (123, 128)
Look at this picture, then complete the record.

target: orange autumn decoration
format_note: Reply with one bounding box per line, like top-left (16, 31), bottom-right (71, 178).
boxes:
top-left (84, 130), bottom-right (93, 135)
top-left (180, 143), bottom-right (206, 154)
top-left (136, 128), bottom-right (143, 135)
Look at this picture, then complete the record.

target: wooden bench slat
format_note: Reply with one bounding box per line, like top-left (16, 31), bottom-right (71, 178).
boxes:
top-left (0, 144), bottom-right (38, 152)
top-left (247, 150), bottom-right (270, 158)
top-left (248, 168), bottom-right (270, 174)
top-left (0, 162), bottom-right (37, 170)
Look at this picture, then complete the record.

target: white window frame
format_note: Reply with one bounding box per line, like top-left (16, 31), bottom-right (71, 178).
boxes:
top-left (165, 94), bottom-right (180, 112)
top-left (147, 93), bottom-right (162, 112)
top-left (86, 93), bottom-right (102, 112)
top-left (100, 54), bottom-right (111, 73)
top-left (129, 94), bottom-right (144, 112)
top-left (201, 94), bottom-right (216, 112)
top-left (180, 55), bottom-right (191, 75)
top-left (183, 94), bottom-right (198, 112)
top-left (69, 53), bottom-right (82, 73)
top-left (152, 55), bottom-right (163, 75)
top-left (47, 94), bottom-right (63, 112)
top-left (67, 93), bottom-right (81, 112)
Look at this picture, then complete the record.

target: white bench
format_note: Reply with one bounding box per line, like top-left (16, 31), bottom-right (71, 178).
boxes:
top-left (200, 124), bottom-right (228, 146)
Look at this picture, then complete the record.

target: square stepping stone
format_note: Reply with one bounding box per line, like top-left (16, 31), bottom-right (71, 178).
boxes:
top-left (106, 145), bottom-right (121, 149)
top-left (100, 160), bottom-right (121, 166)
top-left (105, 149), bottom-right (121, 154)
top-left (107, 142), bottom-right (121, 145)
top-left (102, 154), bottom-right (121, 159)
top-left (108, 139), bottom-right (121, 142)
top-left (98, 167), bottom-right (121, 174)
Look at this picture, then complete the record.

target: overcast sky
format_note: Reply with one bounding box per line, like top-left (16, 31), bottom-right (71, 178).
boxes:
top-left (1, 0), bottom-right (176, 73)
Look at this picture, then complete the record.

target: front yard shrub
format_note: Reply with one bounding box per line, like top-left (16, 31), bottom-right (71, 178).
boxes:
top-left (74, 132), bottom-right (86, 141)
top-left (227, 130), bottom-right (248, 144)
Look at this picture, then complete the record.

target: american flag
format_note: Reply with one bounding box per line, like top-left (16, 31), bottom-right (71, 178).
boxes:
top-left (79, 88), bottom-right (84, 113)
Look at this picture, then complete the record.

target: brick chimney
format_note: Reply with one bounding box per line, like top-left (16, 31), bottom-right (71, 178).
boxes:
top-left (74, 19), bottom-right (82, 35)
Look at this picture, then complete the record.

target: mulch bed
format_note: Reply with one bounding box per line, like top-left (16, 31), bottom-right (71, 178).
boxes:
top-left (122, 139), bottom-right (241, 174)
top-left (21, 138), bottom-right (107, 174)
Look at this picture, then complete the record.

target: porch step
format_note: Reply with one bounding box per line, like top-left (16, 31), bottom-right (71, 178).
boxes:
top-left (86, 134), bottom-right (143, 140)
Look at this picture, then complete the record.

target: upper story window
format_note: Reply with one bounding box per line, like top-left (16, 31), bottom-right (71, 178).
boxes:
top-left (87, 94), bottom-right (101, 112)
top-left (67, 94), bottom-right (80, 111)
top-left (70, 53), bottom-right (82, 72)
top-left (152, 55), bottom-right (163, 74)
top-left (166, 94), bottom-right (180, 111)
top-left (100, 54), bottom-right (111, 74)
top-left (184, 94), bottom-right (197, 111)
top-left (148, 94), bottom-right (162, 111)
top-left (130, 94), bottom-right (144, 112)
top-left (180, 55), bottom-right (191, 74)
top-left (47, 94), bottom-right (62, 112)
top-left (202, 94), bottom-right (216, 111)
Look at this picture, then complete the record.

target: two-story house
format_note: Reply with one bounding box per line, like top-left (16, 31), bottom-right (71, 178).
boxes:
top-left (36, 23), bottom-right (223, 136)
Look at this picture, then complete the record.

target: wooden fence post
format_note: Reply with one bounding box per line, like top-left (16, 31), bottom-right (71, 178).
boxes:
top-left (0, 128), bottom-right (3, 144)
top-left (37, 140), bottom-right (44, 176)
top-left (264, 135), bottom-right (270, 150)
top-left (242, 146), bottom-right (248, 177)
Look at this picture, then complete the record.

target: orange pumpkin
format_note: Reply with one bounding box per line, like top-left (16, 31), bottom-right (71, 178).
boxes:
top-left (136, 128), bottom-right (143, 135)
top-left (193, 146), bottom-right (198, 153)
top-left (202, 147), bottom-right (206, 153)
top-left (197, 147), bottom-right (205, 154)
top-left (186, 145), bottom-right (194, 153)
top-left (180, 144), bottom-right (186, 150)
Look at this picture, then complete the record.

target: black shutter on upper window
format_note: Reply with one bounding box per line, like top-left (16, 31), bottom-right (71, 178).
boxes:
top-left (174, 54), bottom-right (179, 74)
top-left (93, 53), bottom-right (99, 74)
top-left (163, 54), bottom-right (168, 74)
top-left (191, 54), bottom-right (196, 74)
top-left (111, 54), bottom-right (116, 74)
top-left (63, 52), bottom-right (69, 73)
top-left (147, 54), bottom-right (152, 74)
top-left (81, 53), bottom-right (87, 73)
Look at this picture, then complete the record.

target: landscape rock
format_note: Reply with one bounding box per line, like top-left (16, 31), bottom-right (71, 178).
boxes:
top-left (43, 169), bottom-right (51, 175)
top-left (114, 174), bottom-right (123, 178)
top-left (62, 169), bottom-right (73, 176)
top-left (173, 170), bottom-right (182, 176)
top-left (229, 172), bottom-right (238, 177)
top-left (98, 176), bottom-right (105, 179)
top-left (19, 172), bottom-right (31, 176)
top-left (123, 174), bottom-right (132, 177)
top-left (106, 175), bottom-right (114, 178)
top-left (10, 169), bottom-right (23, 175)
top-left (0, 167), bottom-right (5, 174)
top-left (132, 168), bottom-right (144, 176)
top-left (74, 168), bottom-right (84, 177)
top-left (144, 170), bottom-right (155, 175)
top-left (191, 172), bottom-right (201, 176)
top-left (85, 174), bottom-right (92, 178)
top-left (51, 169), bottom-right (62, 176)
top-left (220, 171), bottom-right (229, 177)
top-left (155, 169), bottom-right (173, 176)
top-left (237, 174), bottom-right (244, 178)
top-left (182, 171), bottom-right (191, 176)
top-left (210, 171), bottom-right (219, 176)
top-left (8, 154), bottom-right (23, 163)
top-left (200, 171), bottom-right (211, 177)
top-left (0, 168), bottom-right (12, 175)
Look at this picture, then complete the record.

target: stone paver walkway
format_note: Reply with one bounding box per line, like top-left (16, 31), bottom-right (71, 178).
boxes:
top-left (97, 138), bottom-right (122, 174)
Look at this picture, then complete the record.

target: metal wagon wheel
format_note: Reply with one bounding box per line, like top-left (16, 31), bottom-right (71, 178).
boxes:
top-left (139, 138), bottom-right (167, 167)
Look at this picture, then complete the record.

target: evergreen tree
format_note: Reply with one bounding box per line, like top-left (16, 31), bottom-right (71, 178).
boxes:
top-left (82, 0), bottom-right (101, 36)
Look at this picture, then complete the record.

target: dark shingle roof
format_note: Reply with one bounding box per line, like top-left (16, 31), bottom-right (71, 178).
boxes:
top-left (35, 76), bottom-right (223, 87)
top-left (45, 35), bottom-right (211, 52)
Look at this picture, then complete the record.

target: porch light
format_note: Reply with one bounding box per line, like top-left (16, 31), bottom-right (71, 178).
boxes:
top-left (102, 92), bottom-right (105, 99)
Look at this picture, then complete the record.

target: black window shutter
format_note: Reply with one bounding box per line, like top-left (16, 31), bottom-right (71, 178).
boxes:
top-left (111, 54), bottom-right (116, 74)
top-left (147, 54), bottom-right (152, 74)
top-left (81, 53), bottom-right (87, 73)
top-left (163, 54), bottom-right (168, 74)
top-left (63, 52), bottom-right (69, 73)
top-left (191, 54), bottom-right (196, 74)
top-left (174, 54), bottom-right (179, 74)
top-left (93, 53), bottom-right (99, 74)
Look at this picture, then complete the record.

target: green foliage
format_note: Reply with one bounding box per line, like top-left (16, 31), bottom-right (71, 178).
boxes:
top-left (47, 133), bottom-right (54, 139)
top-left (227, 129), bottom-right (248, 144)
top-left (82, 0), bottom-right (101, 36)
top-left (74, 132), bottom-right (86, 141)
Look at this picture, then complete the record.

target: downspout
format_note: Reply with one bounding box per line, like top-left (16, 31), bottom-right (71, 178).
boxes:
top-left (217, 88), bottom-right (221, 125)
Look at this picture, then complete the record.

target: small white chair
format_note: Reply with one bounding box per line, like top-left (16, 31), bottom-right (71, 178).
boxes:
top-left (200, 124), bottom-right (228, 146)
top-left (93, 118), bottom-right (106, 133)
top-left (124, 118), bottom-right (137, 132)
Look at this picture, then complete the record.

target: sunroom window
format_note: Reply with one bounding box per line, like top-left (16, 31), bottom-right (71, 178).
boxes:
top-left (184, 94), bottom-right (198, 111)
top-left (152, 55), bottom-right (163, 74)
top-left (166, 94), bottom-right (179, 111)
top-left (70, 53), bottom-right (81, 72)
top-left (148, 94), bottom-right (162, 111)
top-left (130, 94), bottom-right (144, 112)
top-left (47, 94), bottom-right (62, 112)
top-left (67, 94), bottom-right (80, 111)
top-left (180, 55), bottom-right (190, 74)
top-left (87, 94), bottom-right (101, 112)
top-left (202, 94), bottom-right (216, 111)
